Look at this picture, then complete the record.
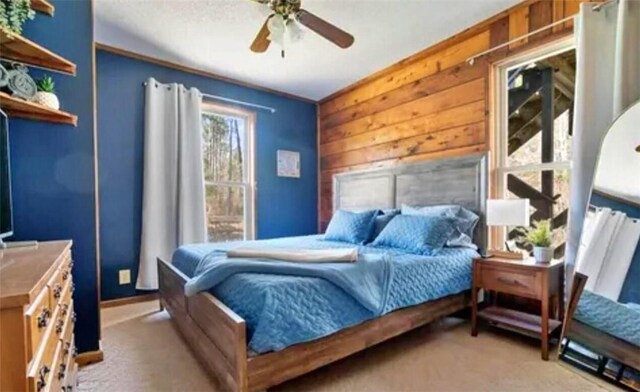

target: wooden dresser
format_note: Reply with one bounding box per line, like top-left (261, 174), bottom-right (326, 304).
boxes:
top-left (0, 241), bottom-right (78, 392)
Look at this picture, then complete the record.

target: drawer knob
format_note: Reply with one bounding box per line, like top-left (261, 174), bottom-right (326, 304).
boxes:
top-left (56, 318), bottom-right (65, 335)
top-left (61, 304), bottom-right (69, 317)
top-left (497, 277), bottom-right (525, 286)
top-left (64, 341), bottom-right (71, 356)
top-left (62, 270), bottom-right (70, 281)
top-left (53, 284), bottom-right (63, 299)
top-left (37, 308), bottom-right (51, 329)
top-left (58, 363), bottom-right (66, 380)
top-left (37, 365), bottom-right (50, 391)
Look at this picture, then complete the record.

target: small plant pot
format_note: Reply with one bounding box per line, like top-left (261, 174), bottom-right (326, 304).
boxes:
top-left (533, 246), bottom-right (553, 263)
top-left (32, 92), bottom-right (60, 110)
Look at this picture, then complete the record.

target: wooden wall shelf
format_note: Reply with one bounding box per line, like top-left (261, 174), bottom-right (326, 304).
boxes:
top-left (0, 92), bottom-right (77, 126)
top-left (31, 0), bottom-right (55, 16)
top-left (0, 28), bottom-right (76, 75)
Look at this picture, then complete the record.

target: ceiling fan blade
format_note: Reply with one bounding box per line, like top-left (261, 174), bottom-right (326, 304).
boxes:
top-left (250, 16), bottom-right (272, 53)
top-left (296, 9), bottom-right (354, 49)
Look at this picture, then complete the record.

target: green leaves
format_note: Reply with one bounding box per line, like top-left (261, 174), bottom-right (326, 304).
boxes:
top-left (0, 0), bottom-right (35, 35)
top-left (36, 75), bottom-right (55, 93)
top-left (520, 220), bottom-right (552, 248)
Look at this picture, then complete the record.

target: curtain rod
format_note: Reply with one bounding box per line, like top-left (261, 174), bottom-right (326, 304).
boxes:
top-left (465, 0), bottom-right (617, 66)
top-left (142, 81), bottom-right (277, 114)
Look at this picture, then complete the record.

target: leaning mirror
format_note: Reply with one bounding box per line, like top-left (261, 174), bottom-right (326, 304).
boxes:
top-left (559, 100), bottom-right (640, 389)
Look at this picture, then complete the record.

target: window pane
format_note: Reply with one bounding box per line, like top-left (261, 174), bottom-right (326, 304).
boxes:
top-left (507, 109), bottom-right (573, 167)
top-left (202, 112), bottom-right (247, 183)
top-left (504, 169), bottom-right (570, 257)
top-left (206, 185), bottom-right (245, 242)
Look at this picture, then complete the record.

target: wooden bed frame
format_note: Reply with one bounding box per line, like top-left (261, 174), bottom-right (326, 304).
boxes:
top-left (158, 154), bottom-right (487, 392)
top-left (560, 273), bottom-right (640, 376)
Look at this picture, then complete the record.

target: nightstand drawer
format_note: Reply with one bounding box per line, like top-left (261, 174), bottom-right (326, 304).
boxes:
top-left (478, 266), bottom-right (541, 299)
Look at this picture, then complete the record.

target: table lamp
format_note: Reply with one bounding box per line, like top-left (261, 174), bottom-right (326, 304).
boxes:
top-left (485, 199), bottom-right (530, 259)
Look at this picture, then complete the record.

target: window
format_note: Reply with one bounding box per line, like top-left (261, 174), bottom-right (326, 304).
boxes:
top-left (201, 103), bottom-right (255, 242)
top-left (493, 43), bottom-right (575, 258)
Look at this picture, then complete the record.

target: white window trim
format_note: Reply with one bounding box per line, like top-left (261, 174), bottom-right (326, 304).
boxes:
top-left (202, 101), bottom-right (257, 240)
top-left (489, 36), bottom-right (575, 248)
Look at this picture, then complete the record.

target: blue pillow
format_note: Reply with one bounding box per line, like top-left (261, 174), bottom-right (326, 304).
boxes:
top-left (371, 214), bottom-right (456, 255)
top-left (324, 209), bottom-right (378, 244)
top-left (401, 204), bottom-right (479, 248)
top-left (370, 209), bottom-right (401, 242)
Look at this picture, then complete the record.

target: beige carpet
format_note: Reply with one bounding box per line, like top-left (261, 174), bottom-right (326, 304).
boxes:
top-left (79, 300), bottom-right (616, 392)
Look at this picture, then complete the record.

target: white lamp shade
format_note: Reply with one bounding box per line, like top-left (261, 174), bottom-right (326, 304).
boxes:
top-left (486, 199), bottom-right (530, 227)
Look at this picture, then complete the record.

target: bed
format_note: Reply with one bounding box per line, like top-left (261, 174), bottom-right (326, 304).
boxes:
top-left (158, 153), bottom-right (488, 392)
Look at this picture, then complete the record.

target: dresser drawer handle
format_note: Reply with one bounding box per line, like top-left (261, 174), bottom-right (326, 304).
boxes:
top-left (56, 318), bottom-right (65, 335)
top-left (61, 304), bottom-right (69, 317)
top-left (53, 284), bottom-right (63, 299)
top-left (37, 365), bottom-right (50, 391)
top-left (64, 341), bottom-right (71, 356)
top-left (497, 277), bottom-right (525, 287)
top-left (37, 308), bottom-right (51, 329)
top-left (58, 363), bottom-right (67, 380)
top-left (62, 270), bottom-right (70, 281)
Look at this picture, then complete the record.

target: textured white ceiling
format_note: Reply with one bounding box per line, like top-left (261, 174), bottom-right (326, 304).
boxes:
top-left (94, 0), bottom-right (521, 101)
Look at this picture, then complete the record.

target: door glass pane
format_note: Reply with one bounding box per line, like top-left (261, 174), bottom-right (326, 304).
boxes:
top-left (206, 185), bottom-right (245, 242)
top-left (202, 113), bottom-right (247, 183)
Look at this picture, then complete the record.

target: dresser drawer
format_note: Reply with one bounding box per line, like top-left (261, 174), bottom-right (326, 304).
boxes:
top-left (27, 306), bottom-right (60, 392)
top-left (58, 300), bottom-right (75, 347)
top-left (477, 265), bottom-right (541, 299)
top-left (25, 288), bottom-right (52, 360)
top-left (61, 336), bottom-right (77, 392)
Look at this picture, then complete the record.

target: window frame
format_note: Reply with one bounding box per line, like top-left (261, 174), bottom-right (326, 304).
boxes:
top-left (201, 101), bottom-right (257, 241)
top-left (490, 37), bottom-right (575, 248)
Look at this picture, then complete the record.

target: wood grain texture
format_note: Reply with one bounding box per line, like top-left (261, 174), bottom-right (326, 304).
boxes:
top-left (0, 243), bottom-right (78, 392)
top-left (158, 256), bottom-right (472, 392)
top-left (318, 0), bottom-right (592, 228)
top-left (247, 292), bottom-right (470, 391)
top-left (332, 154), bottom-right (487, 246)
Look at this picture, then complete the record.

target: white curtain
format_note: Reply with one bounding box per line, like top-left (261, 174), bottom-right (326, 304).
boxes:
top-left (565, 0), bottom-right (640, 276)
top-left (137, 78), bottom-right (207, 290)
top-left (576, 208), bottom-right (640, 301)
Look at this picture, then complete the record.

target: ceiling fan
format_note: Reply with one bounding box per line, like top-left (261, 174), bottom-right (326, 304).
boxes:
top-left (250, 0), bottom-right (354, 57)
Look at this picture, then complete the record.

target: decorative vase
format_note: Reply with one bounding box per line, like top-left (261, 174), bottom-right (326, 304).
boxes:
top-left (533, 246), bottom-right (553, 263)
top-left (32, 91), bottom-right (60, 110)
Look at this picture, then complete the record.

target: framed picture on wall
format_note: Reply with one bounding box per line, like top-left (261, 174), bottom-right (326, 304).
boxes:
top-left (277, 150), bottom-right (300, 178)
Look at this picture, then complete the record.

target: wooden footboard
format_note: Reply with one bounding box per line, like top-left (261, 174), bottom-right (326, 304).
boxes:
top-left (157, 258), bottom-right (248, 391)
top-left (158, 257), bottom-right (470, 392)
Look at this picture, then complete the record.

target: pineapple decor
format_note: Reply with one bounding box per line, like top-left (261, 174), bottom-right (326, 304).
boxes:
top-left (32, 75), bottom-right (60, 110)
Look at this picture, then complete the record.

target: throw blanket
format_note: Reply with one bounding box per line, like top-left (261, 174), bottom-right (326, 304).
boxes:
top-left (226, 248), bottom-right (358, 263)
top-left (185, 251), bottom-right (391, 314)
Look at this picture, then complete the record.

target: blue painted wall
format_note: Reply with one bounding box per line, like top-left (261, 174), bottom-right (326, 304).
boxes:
top-left (96, 50), bottom-right (318, 300)
top-left (9, 1), bottom-right (99, 352)
top-left (591, 191), bottom-right (640, 304)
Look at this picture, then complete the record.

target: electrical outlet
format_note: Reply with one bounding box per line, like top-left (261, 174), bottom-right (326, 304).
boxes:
top-left (119, 269), bottom-right (131, 285)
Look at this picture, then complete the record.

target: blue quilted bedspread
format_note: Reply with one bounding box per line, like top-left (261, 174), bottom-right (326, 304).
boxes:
top-left (574, 290), bottom-right (640, 347)
top-left (172, 235), bottom-right (477, 354)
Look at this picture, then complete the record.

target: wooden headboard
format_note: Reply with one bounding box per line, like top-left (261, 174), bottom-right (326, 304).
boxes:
top-left (333, 153), bottom-right (488, 248)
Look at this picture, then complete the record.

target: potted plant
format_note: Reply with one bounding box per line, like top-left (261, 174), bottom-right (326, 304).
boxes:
top-left (32, 75), bottom-right (60, 110)
top-left (521, 220), bottom-right (554, 263)
top-left (0, 0), bottom-right (35, 35)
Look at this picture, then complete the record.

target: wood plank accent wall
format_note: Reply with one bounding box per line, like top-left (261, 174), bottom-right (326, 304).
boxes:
top-left (318, 0), bottom-right (591, 229)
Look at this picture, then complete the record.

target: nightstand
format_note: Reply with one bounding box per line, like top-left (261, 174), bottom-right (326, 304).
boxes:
top-left (470, 257), bottom-right (565, 360)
